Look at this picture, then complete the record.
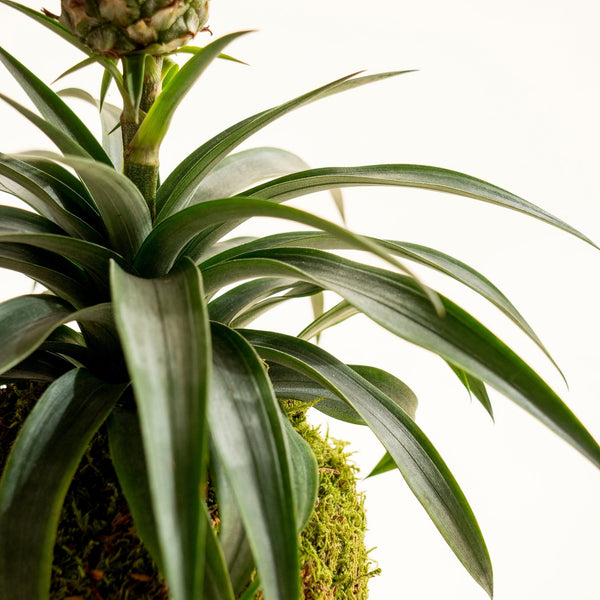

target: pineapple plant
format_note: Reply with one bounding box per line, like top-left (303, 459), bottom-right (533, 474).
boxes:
top-left (0, 1), bottom-right (599, 599)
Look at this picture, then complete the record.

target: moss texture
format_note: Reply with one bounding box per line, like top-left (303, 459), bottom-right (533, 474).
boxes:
top-left (0, 385), bottom-right (378, 599)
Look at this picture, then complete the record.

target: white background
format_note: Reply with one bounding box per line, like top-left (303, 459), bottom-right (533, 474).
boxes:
top-left (1, 1), bottom-right (600, 598)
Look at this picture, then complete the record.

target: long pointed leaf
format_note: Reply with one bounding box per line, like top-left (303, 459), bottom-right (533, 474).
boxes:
top-left (0, 349), bottom-right (73, 383)
top-left (211, 453), bottom-right (256, 596)
top-left (111, 259), bottom-right (211, 600)
top-left (128, 32), bottom-right (250, 164)
top-left (201, 502), bottom-right (236, 600)
top-left (281, 414), bottom-right (319, 533)
top-left (58, 88), bottom-right (124, 171)
top-left (12, 155), bottom-right (103, 227)
top-left (0, 93), bottom-right (96, 160)
top-left (203, 248), bottom-right (600, 469)
top-left (209, 322), bottom-right (299, 600)
top-left (208, 277), bottom-right (301, 324)
top-left (448, 362), bottom-right (494, 419)
top-left (107, 402), bottom-right (165, 572)
top-left (244, 329), bottom-right (494, 596)
top-left (155, 71), bottom-right (411, 220)
top-left (242, 165), bottom-right (595, 247)
top-left (0, 368), bottom-right (127, 599)
top-left (0, 204), bottom-right (63, 234)
top-left (0, 47), bottom-right (112, 165)
top-left (202, 230), bottom-right (554, 370)
top-left (269, 362), bottom-right (418, 424)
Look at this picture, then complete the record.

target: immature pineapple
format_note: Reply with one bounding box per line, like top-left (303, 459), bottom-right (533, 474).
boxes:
top-left (59, 0), bottom-right (210, 56)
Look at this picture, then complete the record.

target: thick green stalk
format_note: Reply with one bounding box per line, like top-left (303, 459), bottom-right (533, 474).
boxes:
top-left (121, 56), bottom-right (163, 218)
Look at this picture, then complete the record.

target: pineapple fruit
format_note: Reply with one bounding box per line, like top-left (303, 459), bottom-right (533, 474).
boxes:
top-left (59, 0), bottom-right (211, 56)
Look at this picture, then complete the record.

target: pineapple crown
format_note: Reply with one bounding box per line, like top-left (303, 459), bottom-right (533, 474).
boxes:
top-left (59, 0), bottom-right (210, 56)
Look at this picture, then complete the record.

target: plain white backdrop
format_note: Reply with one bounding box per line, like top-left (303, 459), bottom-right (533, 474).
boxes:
top-left (1, 1), bottom-right (600, 598)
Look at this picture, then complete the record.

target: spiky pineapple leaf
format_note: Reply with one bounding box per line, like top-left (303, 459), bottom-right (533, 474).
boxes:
top-left (202, 248), bottom-right (600, 470)
top-left (209, 322), bottom-right (300, 600)
top-left (155, 71), bottom-right (412, 220)
top-left (9, 155), bottom-right (102, 227)
top-left (0, 368), bottom-right (127, 599)
top-left (128, 31), bottom-right (251, 164)
top-left (268, 362), bottom-right (418, 424)
top-left (176, 44), bottom-right (248, 65)
top-left (242, 165), bottom-right (596, 247)
top-left (0, 47), bottom-right (112, 165)
top-left (208, 276), bottom-right (321, 330)
top-left (243, 329), bottom-right (494, 597)
top-left (229, 284), bottom-right (321, 329)
top-left (0, 93), bottom-right (95, 160)
top-left (268, 362), bottom-right (364, 425)
top-left (367, 451), bottom-right (397, 478)
top-left (122, 54), bottom-right (146, 122)
top-left (299, 299), bottom-right (357, 341)
top-left (111, 259), bottom-right (211, 600)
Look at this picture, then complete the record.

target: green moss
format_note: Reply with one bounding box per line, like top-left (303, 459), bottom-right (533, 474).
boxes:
top-left (282, 401), bottom-right (380, 600)
top-left (0, 387), bottom-right (378, 599)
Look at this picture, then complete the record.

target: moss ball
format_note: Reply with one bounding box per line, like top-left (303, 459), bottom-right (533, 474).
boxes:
top-left (0, 385), bottom-right (378, 599)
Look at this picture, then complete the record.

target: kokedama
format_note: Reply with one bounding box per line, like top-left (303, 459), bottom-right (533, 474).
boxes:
top-left (0, 2), bottom-right (599, 600)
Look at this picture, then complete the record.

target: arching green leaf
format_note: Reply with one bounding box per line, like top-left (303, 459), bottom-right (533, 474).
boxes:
top-left (155, 71), bottom-right (411, 220)
top-left (209, 322), bottom-right (300, 600)
top-left (0, 47), bottom-right (112, 165)
top-left (111, 259), bottom-right (211, 600)
top-left (128, 32), bottom-right (251, 165)
top-left (242, 165), bottom-right (595, 247)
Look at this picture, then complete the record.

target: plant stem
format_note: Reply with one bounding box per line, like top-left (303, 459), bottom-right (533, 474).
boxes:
top-left (121, 56), bottom-right (163, 219)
